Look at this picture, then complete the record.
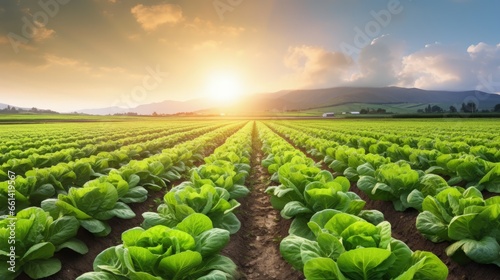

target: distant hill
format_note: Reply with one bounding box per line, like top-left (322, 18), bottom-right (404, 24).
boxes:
top-left (203, 87), bottom-right (500, 115)
top-left (76, 99), bottom-right (211, 115)
top-left (255, 87), bottom-right (500, 110)
top-left (68, 87), bottom-right (500, 115)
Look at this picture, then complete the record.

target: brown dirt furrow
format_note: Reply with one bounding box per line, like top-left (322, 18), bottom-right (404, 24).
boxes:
top-left (222, 122), bottom-right (303, 280)
top-left (266, 122), bottom-right (500, 280)
top-left (34, 133), bottom-right (227, 280)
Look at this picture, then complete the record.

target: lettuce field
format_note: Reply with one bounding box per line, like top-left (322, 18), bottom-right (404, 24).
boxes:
top-left (1, 118), bottom-right (499, 280)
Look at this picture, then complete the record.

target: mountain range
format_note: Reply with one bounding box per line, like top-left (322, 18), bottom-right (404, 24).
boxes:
top-left (4, 87), bottom-right (500, 115)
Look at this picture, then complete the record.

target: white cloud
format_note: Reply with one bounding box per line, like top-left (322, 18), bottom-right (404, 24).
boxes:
top-left (396, 42), bottom-right (500, 93)
top-left (334, 36), bottom-right (500, 93)
top-left (284, 45), bottom-right (353, 87)
top-left (349, 35), bottom-right (405, 86)
top-left (131, 4), bottom-right (183, 31)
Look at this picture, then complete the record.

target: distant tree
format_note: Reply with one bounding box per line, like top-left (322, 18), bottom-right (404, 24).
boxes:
top-left (465, 102), bottom-right (477, 113)
top-left (460, 102), bottom-right (477, 113)
top-left (376, 108), bottom-right (386, 114)
top-left (152, 112), bottom-right (158, 116)
top-left (481, 109), bottom-right (490, 113)
top-left (417, 109), bottom-right (424, 113)
top-left (431, 105), bottom-right (443, 113)
top-left (494, 104), bottom-right (500, 112)
top-left (449, 105), bottom-right (457, 113)
top-left (360, 108), bottom-right (368, 114)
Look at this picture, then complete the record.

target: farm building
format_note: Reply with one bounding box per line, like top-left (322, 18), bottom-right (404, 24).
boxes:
top-left (322, 112), bottom-right (335, 117)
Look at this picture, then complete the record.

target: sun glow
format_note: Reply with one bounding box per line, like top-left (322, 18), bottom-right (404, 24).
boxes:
top-left (206, 72), bottom-right (243, 103)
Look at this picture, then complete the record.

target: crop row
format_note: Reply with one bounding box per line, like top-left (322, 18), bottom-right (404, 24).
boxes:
top-left (77, 122), bottom-right (255, 279)
top-left (270, 121), bottom-right (499, 191)
top-left (285, 121), bottom-right (500, 162)
top-left (0, 122), bottom-right (176, 150)
top-left (256, 121), bottom-right (448, 279)
top-left (267, 121), bottom-right (500, 267)
top-left (0, 122), bottom-right (233, 212)
top-left (0, 122), bottom-right (245, 279)
top-left (0, 122), bottom-right (209, 165)
top-left (295, 120), bottom-right (500, 148)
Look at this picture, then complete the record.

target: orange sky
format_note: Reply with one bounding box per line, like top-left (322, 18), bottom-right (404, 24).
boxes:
top-left (0, 0), bottom-right (499, 112)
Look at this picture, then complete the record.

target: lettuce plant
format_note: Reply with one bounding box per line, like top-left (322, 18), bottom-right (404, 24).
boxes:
top-left (41, 181), bottom-right (135, 236)
top-left (416, 186), bottom-right (500, 266)
top-left (0, 207), bottom-right (88, 279)
top-left (142, 184), bottom-right (241, 234)
top-left (190, 161), bottom-right (250, 200)
top-left (280, 210), bottom-right (448, 280)
top-left (357, 161), bottom-right (450, 211)
top-left (77, 213), bottom-right (238, 280)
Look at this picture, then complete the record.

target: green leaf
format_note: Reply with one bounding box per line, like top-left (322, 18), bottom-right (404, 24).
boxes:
top-left (279, 235), bottom-right (309, 270)
top-left (415, 211), bottom-right (449, 242)
top-left (120, 186), bottom-right (148, 204)
top-left (80, 219), bottom-right (110, 236)
top-left (127, 246), bottom-right (159, 275)
top-left (176, 213), bottom-right (213, 237)
top-left (304, 257), bottom-right (346, 280)
top-left (76, 271), bottom-right (125, 280)
top-left (23, 258), bottom-right (62, 279)
top-left (47, 216), bottom-right (80, 246)
top-left (446, 236), bottom-right (500, 265)
top-left (195, 228), bottom-right (230, 257)
top-left (337, 248), bottom-right (394, 280)
top-left (157, 250), bottom-right (202, 279)
top-left (410, 251), bottom-right (448, 280)
top-left (21, 242), bottom-right (56, 263)
top-left (55, 238), bottom-right (89, 254)
top-left (281, 201), bottom-right (313, 219)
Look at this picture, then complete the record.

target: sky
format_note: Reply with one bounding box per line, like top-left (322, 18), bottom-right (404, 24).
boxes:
top-left (0, 0), bottom-right (499, 112)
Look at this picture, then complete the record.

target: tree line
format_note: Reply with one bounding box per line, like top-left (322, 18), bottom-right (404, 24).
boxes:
top-left (417, 102), bottom-right (500, 113)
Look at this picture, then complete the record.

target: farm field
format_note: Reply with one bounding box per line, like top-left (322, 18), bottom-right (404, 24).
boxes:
top-left (1, 118), bottom-right (499, 280)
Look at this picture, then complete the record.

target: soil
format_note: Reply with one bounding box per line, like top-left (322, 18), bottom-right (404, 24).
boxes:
top-left (351, 187), bottom-right (500, 280)
top-left (222, 122), bottom-right (304, 280)
top-left (267, 123), bottom-right (500, 280)
top-left (17, 121), bottom-right (499, 280)
top-left (22, 130), bottom-right (229, 280)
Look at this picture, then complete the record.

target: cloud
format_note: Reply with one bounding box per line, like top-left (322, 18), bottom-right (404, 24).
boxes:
top-left (284, 45), bottom-right (353, 87)
top-left (337, 36), bottom-right (500, 93)
top-left (349, 35), bottom-right (405, 86)
top-left (396, 42), bottom-right (500, 92)
top-left (31, 22), bottom-right (56, 42)
top-left (185, 18), bottom-right (244, 36)
top-left (131, 4), bottom-right (183, 31)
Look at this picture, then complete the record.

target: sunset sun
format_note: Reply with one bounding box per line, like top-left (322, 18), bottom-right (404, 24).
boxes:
top-left (206, 72), bottom-right (243, 103)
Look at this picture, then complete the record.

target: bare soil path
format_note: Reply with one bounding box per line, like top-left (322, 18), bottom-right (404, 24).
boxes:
top-left (222, 122), bottom-right (303, 280)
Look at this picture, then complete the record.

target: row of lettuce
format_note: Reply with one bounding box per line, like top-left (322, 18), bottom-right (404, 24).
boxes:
top-left (77, 122), bottom-right (255, 279)
top-left (268, 121), bottom-right (500, 267)
top-left (0, 122), bottom-right (222, 182)
top-left (0, 122), bottom-right (211, 173)
top-left (291, 120), bottom-right (500, 164)
top-left (0, 122), bottom-right (233, 213)
top-left (279, 122), bottom-right (500, 188)
top-left (297, 120), bottom-right (500, 150)
top-left (0, 121), bottom-right (189, 155)
top-left (256, 122), bottom-right (448, 280)
top-left (0, 122), bottom-right (245, 279)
